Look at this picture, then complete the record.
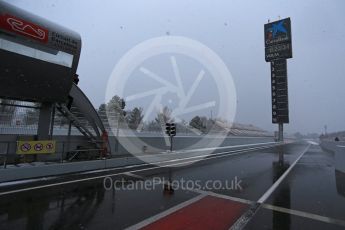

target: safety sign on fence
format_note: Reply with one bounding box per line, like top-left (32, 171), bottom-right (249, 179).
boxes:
top-left (16, 140), bottom-right (56, 154)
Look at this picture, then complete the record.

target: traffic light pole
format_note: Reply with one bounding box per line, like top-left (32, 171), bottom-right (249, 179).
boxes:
top-left (278, 123), bottom-right (283, 142)
top-left (170, 135), bottom-right (173, 152)
top-left (115, 112), bottom-right (120, 152)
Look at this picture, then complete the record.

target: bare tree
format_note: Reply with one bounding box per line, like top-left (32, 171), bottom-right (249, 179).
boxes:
top-left (155, 106), bottom-right (172, 125)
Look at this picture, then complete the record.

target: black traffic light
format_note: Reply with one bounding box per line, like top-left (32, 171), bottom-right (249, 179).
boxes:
top-left (170, 123), bottom-right (176, 136)
top-left (165, 122), bottom-right (176, 152)
top-left (166, 123), bottom-right (172, 135)
top-left (165, 123), bottom-right (176, 136)
top-left (120, 99), bottom-right (126, 110)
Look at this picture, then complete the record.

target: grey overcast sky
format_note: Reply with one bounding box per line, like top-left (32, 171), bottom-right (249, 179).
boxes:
top-left (5, 0), bottom-right (345, 134)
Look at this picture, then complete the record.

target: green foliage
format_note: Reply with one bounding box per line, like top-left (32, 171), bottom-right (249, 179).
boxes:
top-left (103, 95), bottom-right (127, 127)
top-left (189, 115), bottom-right (207, 132)
top-left (127, 107), bottom-right (144, 130)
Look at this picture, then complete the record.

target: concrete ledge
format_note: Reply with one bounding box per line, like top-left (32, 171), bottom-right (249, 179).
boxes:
top-left (0, 138), bottom-right (276, 183)
top-left (0, 156), bottom-right (145, 183)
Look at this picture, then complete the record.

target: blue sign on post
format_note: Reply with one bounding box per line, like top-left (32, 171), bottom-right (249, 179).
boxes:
top-left (264, 18), bottom-right (292, 62)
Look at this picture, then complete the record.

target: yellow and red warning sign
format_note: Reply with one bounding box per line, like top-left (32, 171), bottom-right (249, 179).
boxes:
top-left (16, 140), bottom-right (56, 154)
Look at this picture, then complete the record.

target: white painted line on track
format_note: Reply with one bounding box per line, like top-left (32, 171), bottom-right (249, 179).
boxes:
top-left (257, 144), bottom-right (311, 203)
top-left (124, 171), bottom-right (254, 205)
top-left (192, 189), bottom-right (253, 205)
top-left (160, 141), bottom-right (277, 155)
top-left (262, 204), bottom-right (345, 227)
top-left (124, 194), bottom-right (207, 230)
top-left (150, 144), bottom-right (281, 166)
top-left (307, 141), bottom-right (319, 145)
top-left (0, 176), bottom-right (57, 188)
top-left (123, 172), bottom-right (145, 180)
top-left (188, 188), bottom-right (345, 228)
